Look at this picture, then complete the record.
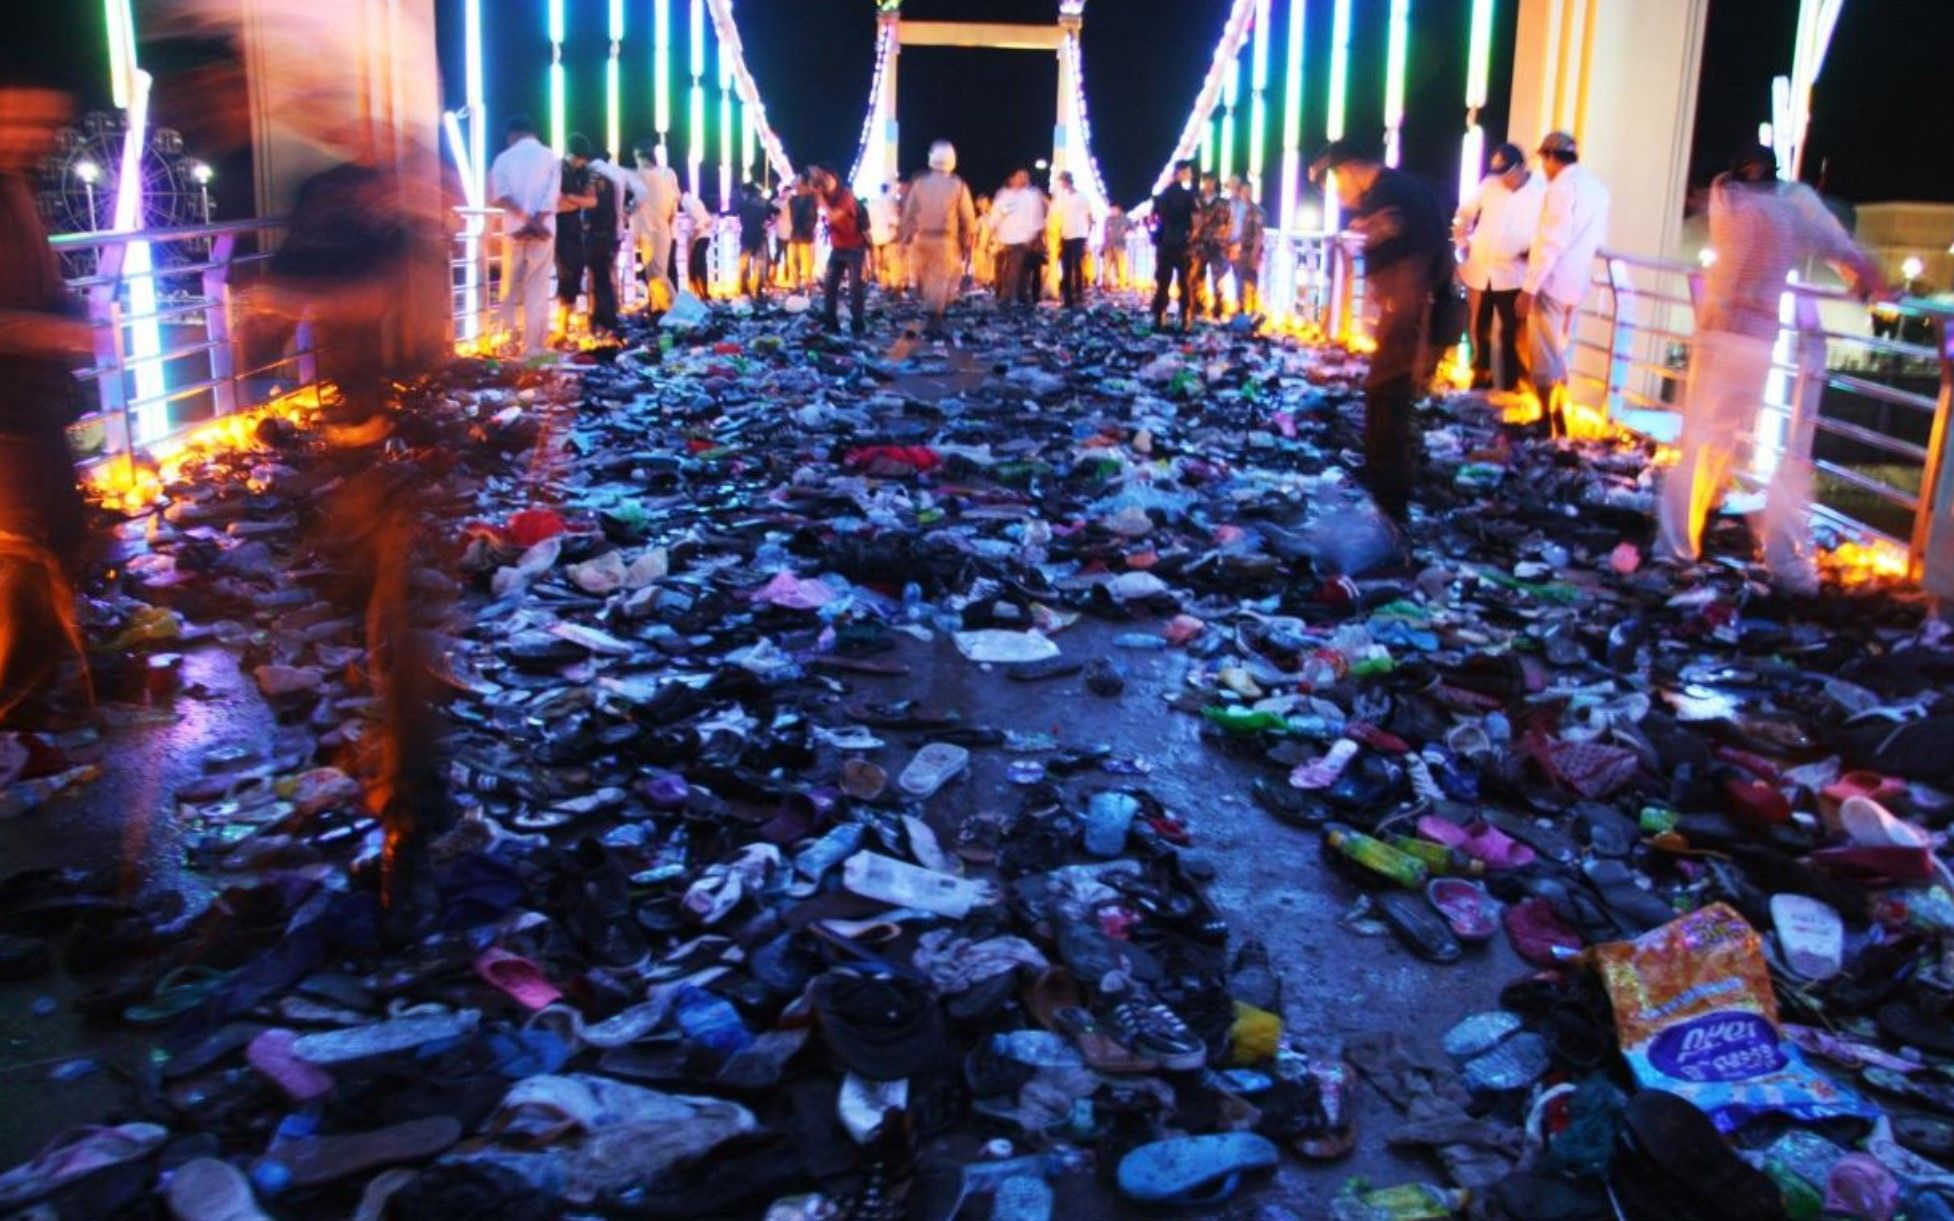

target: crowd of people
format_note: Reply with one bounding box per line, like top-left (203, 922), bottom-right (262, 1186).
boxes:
top-left (490, 126), bottom-right (1184, 354)
top-left (484, 117), bottom-right (1896, 600)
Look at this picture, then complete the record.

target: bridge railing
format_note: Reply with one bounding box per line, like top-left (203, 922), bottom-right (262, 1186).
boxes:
top-left (1259, 229), bottom-right (1954, 589)
top-left (51, 219), bottom-right (319, 474)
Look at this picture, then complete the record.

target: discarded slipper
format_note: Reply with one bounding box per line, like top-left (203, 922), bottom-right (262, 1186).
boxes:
top-left (898, 742), bottom-right (968, 799)
top-left (165, 1158), bottom-right (269, 1221)
top-left (1426, 877), bottom-right (1499, 942)
top-left (0, 1122), bottom-right (168, 1210)
top-left (252, 1115), bottom-right (462, 1189)
top-left (289, 1009), bottom-right (481, 1065)
top-left (1375, 890), bottom-right (1461, 963)
top-left (1115, 1132), bottom-right (1279, 1205)
top-left (474, 947), bottom-right (564, 1011)
top-left (245, 1029), bottom-right (334, 1102)
top-left (1770, 893), bottom-right (1844, 981)
top-left (1024, 967), bottom-right (1156, 1074)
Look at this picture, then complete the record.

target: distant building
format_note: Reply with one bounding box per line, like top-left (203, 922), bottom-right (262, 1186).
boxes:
top-left (1854, 201), bottom-right (1954, 293)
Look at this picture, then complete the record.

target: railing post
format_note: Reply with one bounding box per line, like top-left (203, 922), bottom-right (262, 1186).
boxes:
top-left (86, 243), bottom-right (132, 465)
top-left (1777, 290), bottom-right (1828, 529)
top-left (1601, 257), bottom-right (1634, 421)
top-left (203, 232), bottom-right (239, 420)
top-left (1915, 315), bottom-right (1954, 594)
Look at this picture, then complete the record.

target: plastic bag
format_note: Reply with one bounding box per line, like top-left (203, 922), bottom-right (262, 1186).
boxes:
top-left (1593, 904), bottom-right (1875, 1131)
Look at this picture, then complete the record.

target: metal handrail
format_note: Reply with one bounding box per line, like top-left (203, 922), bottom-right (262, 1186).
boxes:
top-left (52, 218), bottom-right (320, 477)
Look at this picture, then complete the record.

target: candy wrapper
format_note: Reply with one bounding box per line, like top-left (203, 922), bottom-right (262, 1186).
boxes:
top-left (1594, 904), bottom-right (1877, 1131)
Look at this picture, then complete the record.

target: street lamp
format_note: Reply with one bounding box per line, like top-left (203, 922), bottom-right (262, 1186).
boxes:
top-left (76, 159), bottom-right (101, 229)
top-left (188, 160), bottom-right (213, 223)
top-left (1902, 255), bottom-right (1924, 285)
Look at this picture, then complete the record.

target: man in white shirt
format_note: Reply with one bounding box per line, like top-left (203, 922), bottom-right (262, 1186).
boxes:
top-left (991, 168), bottom-right (1047, 310)
top-left (1658, 144), bottom-right (1887, 593)
top-left (1519, 130), bottom-right (1609, 437)
top-left (1454, 142), bottom-right (1544, 391)
top-left (487, 115), bottom-right (560, 358)
top-left (630, 144), bottom-right (681, 311)
top-left (1050, 171), bottom-right (1093, 309)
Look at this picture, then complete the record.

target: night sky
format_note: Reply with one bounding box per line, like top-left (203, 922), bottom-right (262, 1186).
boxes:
top-left (14, 1), bottom-right (1954, 224)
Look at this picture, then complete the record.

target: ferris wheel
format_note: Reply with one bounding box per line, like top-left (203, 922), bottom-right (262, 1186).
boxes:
top-left (38, 111), bottom-right (216, 271)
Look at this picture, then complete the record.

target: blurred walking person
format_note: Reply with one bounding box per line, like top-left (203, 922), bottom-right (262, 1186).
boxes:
top-left (869, 182), bottom-right (902, 293)
top-left (1519, 131), bottom-right (1609, 437)
top-left (814, 167), bottom-right (870, 335)
top-left (1190, 172), bottom-right (1232, 320)
top-left (1150, 160), bottom-right (1197, 331)
top-left (0, 81), bottom-right (93, 721)
top-left (680, 188), bottom-right (714, 299)
top-left (1229, 175), bottom-right (1266, 317)
top-left (992, 168), bottom-right (1047, 310)
top-left (735, 181), bottom-right (774, 300)
top-left (787, 175), bottom-right (819, 293)
top-left (630, 144), bottom-right (680, 312)
top-left (971, 195), bottom-right (998, 290)
top-left (1657, 144), bottom-right (1886, 593)
top-left (1317, 139), bottom-right (1450, 526)
top-left (1051, 171), bottom-right (1093, 309)
top-left (1453, 142), bottom-right (1542, 391)
top-left (1100, 203), bottom-right (1130, 289)
top-left (489, 115), bottom-right (560, 357)
top-left (901, 141), bottom-right (977, 334)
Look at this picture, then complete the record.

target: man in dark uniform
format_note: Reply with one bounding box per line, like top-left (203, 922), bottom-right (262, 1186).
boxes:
top-left (1190, 171), bottom-right (1233, 321)
top-left (1149, 160), bottom-right (1198, 333)
top-left (553, 135), bottom-right (597, 330)
top-left (580, 148), bottom-right (629, 336)
top-left (1317, 139), bottom-right (1452, 526)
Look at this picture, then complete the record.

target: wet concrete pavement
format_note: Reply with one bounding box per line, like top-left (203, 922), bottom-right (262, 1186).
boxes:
top-left (0, 310), bottom-right (1536, 1217)
top-left (0, 614), bottom-right (1520, 1215)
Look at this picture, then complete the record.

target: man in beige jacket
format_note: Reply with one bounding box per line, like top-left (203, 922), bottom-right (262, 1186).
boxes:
top-left (900, 141), bottom-right (977, 334)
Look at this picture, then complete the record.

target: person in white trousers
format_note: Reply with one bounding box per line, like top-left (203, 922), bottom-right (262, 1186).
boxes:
top-left (1657, 144), bottom-right (1886, 592)
top-left (488, 116), bottom-right (561, 358)
top-left (1518, 131), bottom-right (1609, 437)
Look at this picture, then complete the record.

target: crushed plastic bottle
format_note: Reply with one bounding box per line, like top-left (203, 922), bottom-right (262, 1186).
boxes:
top-left (1330, 1182), bottom-right (1471, 1221)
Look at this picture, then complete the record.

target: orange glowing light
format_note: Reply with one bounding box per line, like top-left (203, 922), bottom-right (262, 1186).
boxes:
top-left (85, 386), bottom-right (324, 514)
top-left (1823, 538), bottom-right (1911, 586)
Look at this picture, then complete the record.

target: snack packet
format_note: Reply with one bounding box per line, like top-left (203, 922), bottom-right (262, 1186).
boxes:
top-left (1593, 904), bottom-right (1876, 1130)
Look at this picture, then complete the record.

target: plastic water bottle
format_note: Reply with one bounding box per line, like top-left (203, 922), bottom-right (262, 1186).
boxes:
top-left (1330, 1183), bottom-right (1471, 1221)
top-left (794, 822), bottom-right (865, 881)
top-left (1324, 824), bottom-right (1428, 888)
top-left (901, 582), bottom-right (926, 623)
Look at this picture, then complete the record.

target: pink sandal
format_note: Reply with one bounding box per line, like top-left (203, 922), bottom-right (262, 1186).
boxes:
top-left (474, 947), bottom-right (564, 1011)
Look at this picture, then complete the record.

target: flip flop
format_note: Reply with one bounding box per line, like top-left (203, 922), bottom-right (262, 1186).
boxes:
top-left (1115, 1132), bottom-right (1279, 1205)
top-left (1426, 877), bottom-right (1499, 942)
top-left (289, 1009), bottom-right (481, 1065)
top-left (0, 1123), bottom-right (168, 1210)
top-left (253, 1116), bottom-right (462, 1189)
top-left (898, 742), bottom-right (968, 799)
top-left (1503, 897), bottom-right (1583, 966)
top-left (474, 948), bottom-right (564, 1011)
top-left (245, 1029), bottom-right (334, 1102)
top-left (123, 966), bottom-right (232, 1026)
top-left (1583, 859), bottom-right (1675, 933)
top-left (1375, 890), bottom-right (1462, 963)
top-left (1771, 893), bottom-right (1844, 980)
top-left (165, 1157), bottom-right (269, 1221)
